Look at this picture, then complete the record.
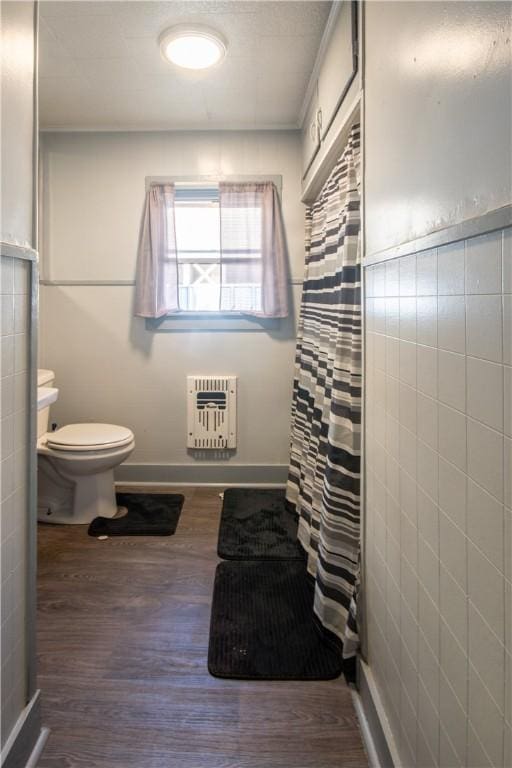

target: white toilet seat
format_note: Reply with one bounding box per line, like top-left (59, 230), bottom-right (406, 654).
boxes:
top-left (45, 423), bottom-right (134, 453)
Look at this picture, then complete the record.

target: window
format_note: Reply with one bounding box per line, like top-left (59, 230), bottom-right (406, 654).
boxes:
top-left (173, 185), bottom-right (263, 314)
top-left (174, 186), bottom-right (221, 312)
top-left (173, 185), bottom-right (265, 314)
top-left (134, 177), bottom-right (289, 322)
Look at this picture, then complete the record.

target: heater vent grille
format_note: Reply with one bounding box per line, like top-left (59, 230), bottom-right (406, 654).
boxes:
top-left (187, 376), bottom-right (237, 449)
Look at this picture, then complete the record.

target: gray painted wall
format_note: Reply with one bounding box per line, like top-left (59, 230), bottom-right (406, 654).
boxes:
top-left (39, 130), bottom-right (304, 478)
top-left (364, 1), bottom-right (512, 258)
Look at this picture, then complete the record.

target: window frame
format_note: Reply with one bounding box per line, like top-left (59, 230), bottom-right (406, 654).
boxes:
top-left (144, 174), bottom-right (283, 332)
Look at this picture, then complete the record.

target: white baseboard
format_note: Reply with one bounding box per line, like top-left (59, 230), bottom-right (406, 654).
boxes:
top-left (25, 728), bottom-right (49, 768)
top-left (1, 691), bottom-right (47, 768)
top-left (351, 689), bottom-right (383, 768)
top-left (351, 660), bottom-right (399, 768)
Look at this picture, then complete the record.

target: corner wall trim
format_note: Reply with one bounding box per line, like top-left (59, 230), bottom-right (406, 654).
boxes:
top-left (353, 660), bottom-right (399, 768)
top-left (363, 204), bottom-right (512, 267)
top-left (0, 241), bottom-right (38, 262)
top-left (39, 277), bottom-right (304, 287)
top-left (1, 690), bottom-right (44, 768)
top-left (24, 729), bottom-right (49, 768)
top-left (350, 690), bottom-right (382, 768)
top-left (115, 463), bottom-right (289, 486)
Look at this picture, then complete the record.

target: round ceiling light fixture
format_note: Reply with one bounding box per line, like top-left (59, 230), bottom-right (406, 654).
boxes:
top-left (159, 25), bottom-right (227, 70)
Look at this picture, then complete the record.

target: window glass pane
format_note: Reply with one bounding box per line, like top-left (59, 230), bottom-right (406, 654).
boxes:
top-left (174, 205), bottom-right (220, 256)
top-left (220, 203), bottom-right (262, 312)
top-left (172, 189), bottom-right (262, 313)
top-left (221, 207), bottom-right (262, 259)
top-left (178, 262), bottom-right (220, 311)
top-left (174, 201), bottom-right (220, 311)
top-left (220, 284), bottom-right (262, 312)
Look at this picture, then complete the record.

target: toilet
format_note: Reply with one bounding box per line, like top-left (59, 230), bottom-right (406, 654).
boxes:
top-left (37, 369), bottom-right (135, 524)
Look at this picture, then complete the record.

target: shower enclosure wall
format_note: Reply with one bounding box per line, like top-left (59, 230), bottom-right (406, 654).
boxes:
top-left (0, 1), bottom-right (44, 764)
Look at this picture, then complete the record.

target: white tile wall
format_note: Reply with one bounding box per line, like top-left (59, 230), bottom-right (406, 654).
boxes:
top-left (365, 226), bottom-right (511, 768)
top-left (0, 256), bottom-right (30, 747)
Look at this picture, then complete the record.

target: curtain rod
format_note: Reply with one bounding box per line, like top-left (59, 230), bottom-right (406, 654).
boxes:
top-left (146, 174), bottom-right (283, 193)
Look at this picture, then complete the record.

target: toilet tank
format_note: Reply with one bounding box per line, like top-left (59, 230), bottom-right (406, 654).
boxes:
top-left (37, 370), bottom-right (57, 438)
top-left (38, 369), bottom-right (55, 388)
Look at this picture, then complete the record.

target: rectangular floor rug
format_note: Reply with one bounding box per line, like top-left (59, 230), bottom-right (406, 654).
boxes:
top-left (217, 488), bottom-right (304, 560)
top-left (88, 493), bottom-right (184, 537)
top-left (208, 560), bottom-right (342, 680)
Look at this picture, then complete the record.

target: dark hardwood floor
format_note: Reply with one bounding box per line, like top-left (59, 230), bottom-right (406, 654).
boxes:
top-left (37, 486), bottom-right (368, 768)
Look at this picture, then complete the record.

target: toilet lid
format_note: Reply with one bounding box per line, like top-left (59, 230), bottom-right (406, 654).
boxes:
top-left (46, 423), bottom-right (134, 452)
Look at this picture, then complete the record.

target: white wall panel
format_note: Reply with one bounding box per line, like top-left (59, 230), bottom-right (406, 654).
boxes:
top-left (364, 1), bottom-right (512, 257)
top-left (0, 1), bottom-right (35, 247)
top-left (41, 130), bottom-right (304, 281)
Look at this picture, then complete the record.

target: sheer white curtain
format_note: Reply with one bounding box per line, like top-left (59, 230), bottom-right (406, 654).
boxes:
top-left (218, 182), bottom-right (289, 317)
top-left (135, 180), bottom-right (289, 319)
top-left (134, 184), bottom-right (179, 318)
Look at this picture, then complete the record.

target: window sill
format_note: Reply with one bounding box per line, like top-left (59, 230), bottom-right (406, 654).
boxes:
top-left (146, 313), bottom-right (282, 332)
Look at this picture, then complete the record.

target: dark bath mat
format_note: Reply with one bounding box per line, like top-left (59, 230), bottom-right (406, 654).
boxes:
top-left (88, 493), bottom-right (184, 537)
top-left (208, 560), bottom-right (342, 680)
top-left (217, 488), bottom-right (304, 560)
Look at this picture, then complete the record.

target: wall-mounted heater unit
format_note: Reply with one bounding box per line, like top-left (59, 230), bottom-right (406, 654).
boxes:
top-left (187, 376), bottom-right (237, 449)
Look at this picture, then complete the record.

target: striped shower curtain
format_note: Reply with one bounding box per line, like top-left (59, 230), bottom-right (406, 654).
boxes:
top-left (286, 124), bottom-right (361, 678)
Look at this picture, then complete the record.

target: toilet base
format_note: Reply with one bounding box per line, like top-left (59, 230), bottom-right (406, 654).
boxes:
top-left (38, 456), bottom-right (119, 524)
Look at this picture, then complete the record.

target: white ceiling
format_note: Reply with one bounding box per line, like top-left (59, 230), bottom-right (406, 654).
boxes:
top-left (39, 0), bottom-right (332, 131)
